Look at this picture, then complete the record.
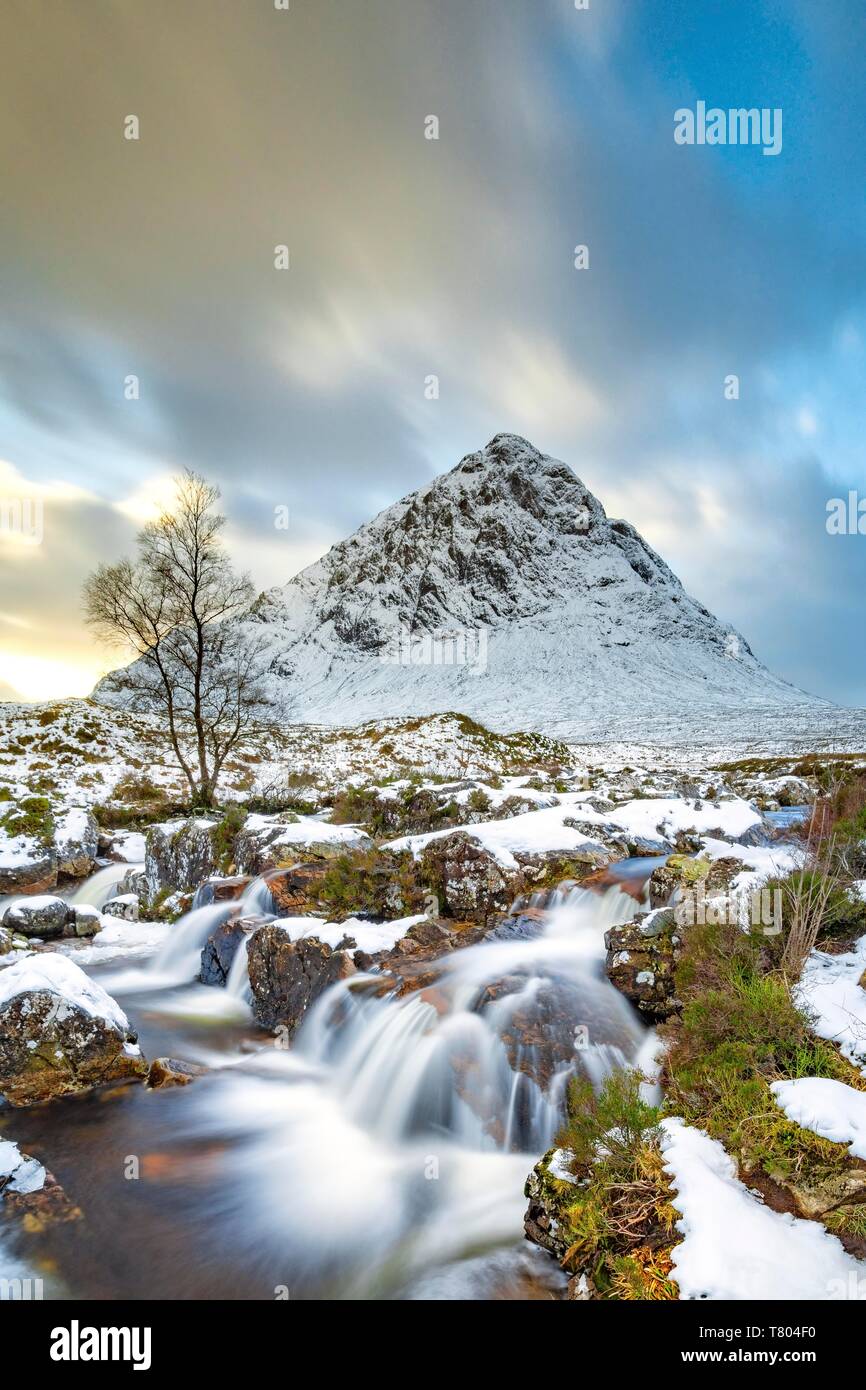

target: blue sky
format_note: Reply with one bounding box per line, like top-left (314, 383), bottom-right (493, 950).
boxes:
top-left (0, 0), bottom-right (863, 705)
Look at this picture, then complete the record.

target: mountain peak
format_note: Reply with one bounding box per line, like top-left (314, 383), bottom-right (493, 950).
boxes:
top-left (95, 435), bottom-right (819, 741)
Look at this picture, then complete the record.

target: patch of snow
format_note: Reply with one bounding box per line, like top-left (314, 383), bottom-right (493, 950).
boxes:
top-left (660, 1117), bottom-right (866, 1300)
top-left (0, 1139), bottom-right (46, 1194)
top-left (547, 1149), bottom-right (578, 1184)
top-left (771, 1078), bottom-right (866, 1161)
top-left (56, 918), bottom-right (170, 966)
top-left (796, 938), bottom-right (866, 1074)
top-left (264, 913), bottom-right (428, 957)
top-left (609, 796), bottom-right (762, 844)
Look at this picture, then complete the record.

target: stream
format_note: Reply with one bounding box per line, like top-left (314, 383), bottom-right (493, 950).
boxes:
top-left (0, 862), bottom-right (653, 1300)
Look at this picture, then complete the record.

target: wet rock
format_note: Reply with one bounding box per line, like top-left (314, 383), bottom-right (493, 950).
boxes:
top-left (247, 924), bottom-right (356, 1035)
top-left (266, 862), bottom-right (329, 916)
top-left (200, 913), bottom-right (268, 987)
top-left (648, 854), bottom-right (707, 909)
top-left (604, 907), bottom-right (681, 1020)
top-left (401, 917), bottom-right (454, 949)
top-left (102, 893), bottom-right (139, 922)
top-left (152, 889), bottom-right (193, 923)
top-left (54, 806), bottom-right (99, 878)
top-left (0, 1141), bottom-right (83, 1229)
top-left (146, 1056), bottom-right (206, 1089)
top-left (0, 954), bottom-right (147, 1106)
top-left (193, 874), bottom-right (252, 906)
top-left (1, 895), bottom-right (71, 939)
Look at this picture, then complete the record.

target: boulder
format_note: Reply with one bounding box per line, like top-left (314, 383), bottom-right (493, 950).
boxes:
top-left (53, 806), bottom-right (99, 878)
top-left (0, 797), bottom-right (58, 894)
top-left (648, 854), bottom-right (707, 908)
top-left (0, 1139), bottom-right (83, 1230)
top-left (524, 1148), bottom-right (577, 1262)
top-left (0, 846), bottom-right (57, 897)
top-left (266, 862), bottom-right (329, 916)
top-left (119, 866), bottom-right (147, 896)
top-left (98, 829), bottom-right (147, 863)
top-left (247, 924), bottom-right (356, 1035)
top-left (200, 913), bottom-right (268, 987)
top-left (102, 894), bottom-right (139, 922)
top-left (419, 832), bottom-right (519, 923)
top-left (70, 904), bottom-right (102, 938)
top-left (234, 815), bottom-right (372, 876)
top-left (0, 954), bottom-right (147, 1106)
top-left (1, 895), bottom-right (72, 939)
top-left (143, 817), bottom-right (219, 903)
top-left (604, 907), bottom-right (681, 1020)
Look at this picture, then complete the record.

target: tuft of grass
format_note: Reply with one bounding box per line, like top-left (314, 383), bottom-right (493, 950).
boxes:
top-left (550, 1070), bottom-right (679, 1300)
top-left (0, 795), bottom-right (54, 845)
top-left (211, 802), bottom-right (247, 873)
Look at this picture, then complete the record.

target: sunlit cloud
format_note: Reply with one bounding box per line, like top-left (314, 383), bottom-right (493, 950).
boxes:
top-left (0, 651), bottom-right (102, 703)
top-left (114, 473), bottom-right (180, 525)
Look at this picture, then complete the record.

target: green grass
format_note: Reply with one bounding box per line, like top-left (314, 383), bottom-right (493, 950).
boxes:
top-left (0, 795), bottom-right (54, 845)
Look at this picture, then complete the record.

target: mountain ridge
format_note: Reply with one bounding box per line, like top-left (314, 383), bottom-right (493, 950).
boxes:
top-left (95, 434), bottom-right (838, 743)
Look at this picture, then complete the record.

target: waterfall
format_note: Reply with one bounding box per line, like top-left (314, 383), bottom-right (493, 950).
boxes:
top-left (289, 878), bottom-right (645, 1156)
top-left (65, 862), bottom-right (143, 909)
top-left (101, 870), bottom-right (276, 994)
top-left (171, 875), bottom-right (649, 1296)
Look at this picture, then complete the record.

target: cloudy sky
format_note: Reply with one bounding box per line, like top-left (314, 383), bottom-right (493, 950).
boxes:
top-left (1, 0), bottom-right (864, 705)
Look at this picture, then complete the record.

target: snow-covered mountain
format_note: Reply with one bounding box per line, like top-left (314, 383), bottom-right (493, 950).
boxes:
top-left (96, 434), bottom-right (842, 744)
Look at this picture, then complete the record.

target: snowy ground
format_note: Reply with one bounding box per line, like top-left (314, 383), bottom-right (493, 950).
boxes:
top-left (660, 1118), bottom-right (866, 1300)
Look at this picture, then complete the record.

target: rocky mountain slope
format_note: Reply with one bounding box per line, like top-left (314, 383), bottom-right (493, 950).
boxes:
top-left (95, 433), bottom-right (852, 744)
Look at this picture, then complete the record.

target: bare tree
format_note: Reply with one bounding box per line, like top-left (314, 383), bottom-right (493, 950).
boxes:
top-left (84, 472), bottom-right (272, 806)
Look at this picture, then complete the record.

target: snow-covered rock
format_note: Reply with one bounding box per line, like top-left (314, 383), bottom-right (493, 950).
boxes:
top-left (94, 433), bottom-right (840, 745)
top-left (0, 824), bottom-right (56, 896)
top-left (0, 953), bottom-right (147, 1106)
top-left (233, 813), bottom-right (372, 876)
top-left (70, 904), bottom-right (102, 938)
top-left (53, 806), bottom-right (99, 877)
top-left (102, 893), bottom-right (139, 922)
top-left (0, 1139), bottom-right (46, 1195)
top-left (2, 895), bottom-right (71, 939)
top-left (143, 817), bottom-right (219, 902)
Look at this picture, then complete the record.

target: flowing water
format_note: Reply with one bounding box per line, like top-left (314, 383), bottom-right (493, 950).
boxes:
top-left (0, 865), bottom-right (651, 1300)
